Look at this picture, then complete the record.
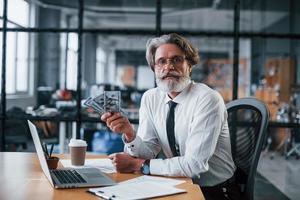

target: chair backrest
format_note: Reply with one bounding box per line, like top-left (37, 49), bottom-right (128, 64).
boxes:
top-left (226, 97), bottom-right (269, 200)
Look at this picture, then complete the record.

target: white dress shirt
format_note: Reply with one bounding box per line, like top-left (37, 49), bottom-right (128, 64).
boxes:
top-left (123, 82), bottom-right (236, 186)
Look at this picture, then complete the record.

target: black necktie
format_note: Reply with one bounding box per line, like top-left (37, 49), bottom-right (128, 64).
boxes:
top-left (166, 101), bottom-right (178, 156)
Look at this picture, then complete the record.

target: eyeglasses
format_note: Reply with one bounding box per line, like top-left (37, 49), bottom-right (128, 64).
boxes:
top-left (155, 55), bottom-right (185, 69)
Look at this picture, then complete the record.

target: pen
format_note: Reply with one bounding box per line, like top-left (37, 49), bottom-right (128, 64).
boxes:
top-left (95, 191), bottom-right (116, 200)
top-left (49, 144), bottom-right (54, 158)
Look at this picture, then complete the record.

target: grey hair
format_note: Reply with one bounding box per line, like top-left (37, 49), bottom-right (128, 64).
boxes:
top-left (145, 33), bottom-right (200, 71)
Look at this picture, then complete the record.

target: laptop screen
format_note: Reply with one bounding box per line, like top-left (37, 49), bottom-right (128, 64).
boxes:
top-left (28, 120), bottom-right (54, 187)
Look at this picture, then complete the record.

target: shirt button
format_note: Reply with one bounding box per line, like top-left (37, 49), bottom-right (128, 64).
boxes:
top-left (222, 187), bottom-right (227, 193)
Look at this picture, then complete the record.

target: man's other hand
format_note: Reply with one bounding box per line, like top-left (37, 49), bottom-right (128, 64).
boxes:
top-left (109, 152), bottom-right (144, 173)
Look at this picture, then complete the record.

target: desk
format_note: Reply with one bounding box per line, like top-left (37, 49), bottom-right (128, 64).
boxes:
top-left (0, 153), bottom-right (204, 200)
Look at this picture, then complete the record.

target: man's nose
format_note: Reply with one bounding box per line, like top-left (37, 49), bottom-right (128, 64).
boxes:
top-left (163, 61), bottom-right (175, 70)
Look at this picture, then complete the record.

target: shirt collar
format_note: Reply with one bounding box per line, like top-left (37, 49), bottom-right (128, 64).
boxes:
top-left (164, 80), bottom-right (193, 105)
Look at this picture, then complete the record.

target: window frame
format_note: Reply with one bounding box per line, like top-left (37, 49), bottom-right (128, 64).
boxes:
top-left (0, 0), bottom-right (31, 97)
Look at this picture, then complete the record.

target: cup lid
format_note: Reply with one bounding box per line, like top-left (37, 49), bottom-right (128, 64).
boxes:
top-left (68, 139), bottom-right (87, 147)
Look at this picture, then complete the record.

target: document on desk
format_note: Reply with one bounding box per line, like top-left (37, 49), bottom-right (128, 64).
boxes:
top-left (88, 181), bottom-right (186, 200)
top-left (60, 159), bottom-right (116, 173)
top-left (119, 175), bottom-right (186, 186)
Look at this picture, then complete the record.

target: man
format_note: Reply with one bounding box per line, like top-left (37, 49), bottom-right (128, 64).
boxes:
top-left (101, 33), bottom-right (240, 200)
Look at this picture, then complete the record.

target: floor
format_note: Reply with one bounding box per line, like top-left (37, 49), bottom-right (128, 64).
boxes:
top-left (256, 151), bottom-right (300, 200)
top-left (254, 173), bottom-right (289, 200)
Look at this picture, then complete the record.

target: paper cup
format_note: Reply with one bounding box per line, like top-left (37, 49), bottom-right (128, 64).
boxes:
top-left (69, 139), bottom-right (87, 166)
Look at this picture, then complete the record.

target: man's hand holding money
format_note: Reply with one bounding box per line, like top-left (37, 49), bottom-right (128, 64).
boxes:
top-left (101, 112), bottom-right (135, 143)
top-left (83, 91), bottom-right (135, 142)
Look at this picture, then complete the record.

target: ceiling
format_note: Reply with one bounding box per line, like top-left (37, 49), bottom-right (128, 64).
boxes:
top-left (32, 0), bottom-right (291, 32)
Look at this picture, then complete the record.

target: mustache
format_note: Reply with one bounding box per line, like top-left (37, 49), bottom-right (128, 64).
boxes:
top-left (156, 71), bottom-right (182, 79)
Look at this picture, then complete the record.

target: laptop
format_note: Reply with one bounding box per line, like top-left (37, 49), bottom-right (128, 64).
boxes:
top-left (27, 120), bottom-right (116, 189)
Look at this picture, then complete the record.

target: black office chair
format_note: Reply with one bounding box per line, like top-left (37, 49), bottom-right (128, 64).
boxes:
top-left (226, 97), bottom-right (269, 200)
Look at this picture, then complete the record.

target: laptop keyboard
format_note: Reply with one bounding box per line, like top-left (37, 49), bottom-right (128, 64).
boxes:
top-left (52, 169), bottom-right (87, 184)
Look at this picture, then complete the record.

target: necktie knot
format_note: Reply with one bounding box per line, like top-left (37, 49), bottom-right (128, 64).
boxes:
top-left (168, 101), bottom-right (177, 109)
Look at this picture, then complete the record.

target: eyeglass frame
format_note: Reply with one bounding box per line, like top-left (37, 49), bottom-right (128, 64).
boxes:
top-left (154, 55), bottom-right (186, 69)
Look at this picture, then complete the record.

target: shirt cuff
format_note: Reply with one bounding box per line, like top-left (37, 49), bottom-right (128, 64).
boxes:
top-left (122, 134), bottom-right (142, 156)
top-left (148, 158), bottom-right (165, 175)
top-left (148, 157), bottom-right (188, 177)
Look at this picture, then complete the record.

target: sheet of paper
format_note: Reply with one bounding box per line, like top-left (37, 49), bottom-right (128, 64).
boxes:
top-left (89, 181), bottom-right (186, 200)
top-left (119, 175), bottom-right (186, 186)
top-left (60, 158), bottom-right (116, 173)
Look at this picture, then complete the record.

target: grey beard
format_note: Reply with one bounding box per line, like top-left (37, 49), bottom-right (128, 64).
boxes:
top-left (156, 76), bottom-right (191, 93)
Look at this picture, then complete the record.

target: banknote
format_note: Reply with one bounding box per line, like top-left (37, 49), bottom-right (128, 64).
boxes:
top-left (83, 91), bottom-right (126, 116)
top-left (104, 91), bottom-right (120, 112)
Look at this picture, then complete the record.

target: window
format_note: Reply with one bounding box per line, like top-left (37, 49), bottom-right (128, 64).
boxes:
top-left (0, 0), bottom-right (30, 95)
top-left (66, 33), bottom-right (78, 90)
top-left (96, 46), bottom-right (106, 84)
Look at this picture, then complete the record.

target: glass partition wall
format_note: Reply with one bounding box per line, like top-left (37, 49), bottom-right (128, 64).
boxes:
top-left (1, 0), bottom-right (300, 151)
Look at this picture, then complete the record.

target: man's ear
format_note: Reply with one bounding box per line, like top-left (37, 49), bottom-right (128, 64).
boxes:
top-left (151, 65), bottom-right (155, 72)
top-left (189, 65), bottom-right (193, 73)
top-left (189, 65), bottom-right (193, 76)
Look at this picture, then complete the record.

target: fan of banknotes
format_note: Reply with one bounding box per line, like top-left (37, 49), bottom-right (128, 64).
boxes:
top-left (83, 91), bottom-right (125, 115)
